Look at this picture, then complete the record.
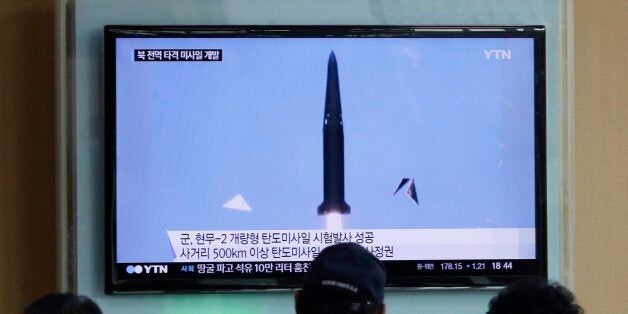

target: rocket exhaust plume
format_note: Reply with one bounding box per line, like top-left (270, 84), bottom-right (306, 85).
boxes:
top-left (325, 213), bottom-right (344, 230)
top-left (318, 51), bottom-right (351, 215)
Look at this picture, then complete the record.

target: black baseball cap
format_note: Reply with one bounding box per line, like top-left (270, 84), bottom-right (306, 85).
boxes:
top-left (301, 242), bottom-right (387, 313)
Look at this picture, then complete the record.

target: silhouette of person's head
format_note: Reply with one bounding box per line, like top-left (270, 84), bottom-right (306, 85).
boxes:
top-left (295, 242), bottom-right (387, 314)
top-left (487, 278), bottom-right (583, 314)
top-left (25, 293), bottom-right (102, 314)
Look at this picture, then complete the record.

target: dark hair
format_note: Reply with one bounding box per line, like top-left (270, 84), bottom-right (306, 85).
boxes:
top-left (487, 278), bottom-right (583, 314)
top-left (297, 290), bottom-right (383, 314)
top-left (25, 293), bottom-right (102, 314)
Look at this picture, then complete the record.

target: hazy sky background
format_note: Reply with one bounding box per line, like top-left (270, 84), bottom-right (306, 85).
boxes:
top-left (115, 37), bottom-right (536, 262)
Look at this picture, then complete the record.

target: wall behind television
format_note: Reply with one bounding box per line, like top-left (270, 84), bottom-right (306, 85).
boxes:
top-left (71, 1), bottom-right (563, 313)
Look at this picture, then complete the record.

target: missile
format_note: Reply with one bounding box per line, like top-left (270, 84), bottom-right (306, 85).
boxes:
top-left (318, 51), bottom-right (351, 215)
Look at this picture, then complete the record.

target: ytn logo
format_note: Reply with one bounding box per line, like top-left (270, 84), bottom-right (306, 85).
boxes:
top-left (484, 49), bottom-right (512, 60)
top-left (126, 264), bottom-right (168, 274)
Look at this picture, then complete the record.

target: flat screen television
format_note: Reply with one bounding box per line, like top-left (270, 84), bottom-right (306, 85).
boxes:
top-left (105, 25), bottom-right (546, 293)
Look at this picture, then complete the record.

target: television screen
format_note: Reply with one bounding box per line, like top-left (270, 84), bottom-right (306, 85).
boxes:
top-left (105, 26), bottom-right (546, 293)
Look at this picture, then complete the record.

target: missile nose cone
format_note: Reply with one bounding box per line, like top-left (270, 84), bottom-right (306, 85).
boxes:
top-left (328, 51), bottom-right (337, 64)
top-left (327, 51), bottom-right (338, 76)
top-left (325, 51), bottom-right (342, 125)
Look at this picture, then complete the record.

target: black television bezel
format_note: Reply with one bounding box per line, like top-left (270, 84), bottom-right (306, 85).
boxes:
top-left (105, 25), bottom-right (547, 294)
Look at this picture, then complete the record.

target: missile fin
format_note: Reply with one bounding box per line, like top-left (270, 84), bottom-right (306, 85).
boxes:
top-left (406, 179), bottom-right (419, 206)
top-left (394, 178), bottom-right (411, 195)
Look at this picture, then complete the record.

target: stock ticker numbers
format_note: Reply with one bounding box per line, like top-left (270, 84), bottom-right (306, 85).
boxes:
top-left (416, 261), bottom-right (515, 273)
